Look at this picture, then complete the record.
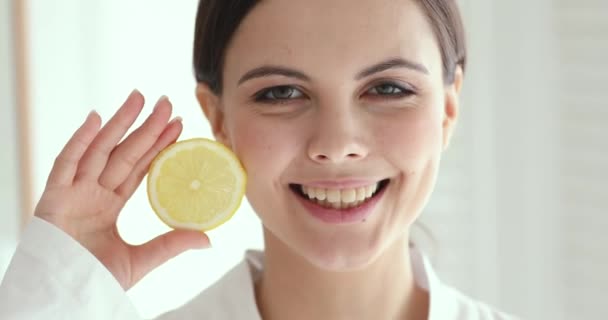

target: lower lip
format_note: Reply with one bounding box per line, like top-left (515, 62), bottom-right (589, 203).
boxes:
top-left (295, 184), bottom-right (388, 224)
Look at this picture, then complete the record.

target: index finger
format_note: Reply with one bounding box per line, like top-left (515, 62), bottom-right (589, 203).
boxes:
top-left (46, 110), bottom-right (102, 186)
top-left (75, 90), bottom-right (145, 180)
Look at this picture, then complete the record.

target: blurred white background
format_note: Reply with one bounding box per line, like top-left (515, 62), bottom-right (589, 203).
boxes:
top-left (1, 0), bottom-right (607, 319)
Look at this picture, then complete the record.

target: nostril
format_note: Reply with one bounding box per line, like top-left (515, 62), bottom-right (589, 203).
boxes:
top-left (315, 154), bottom-right (329, 161)
top-left (311, 152), bottom-right (362, 163)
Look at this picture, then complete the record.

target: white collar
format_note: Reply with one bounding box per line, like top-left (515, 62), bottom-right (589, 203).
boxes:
top-left (164, 248), bottom-right (515, 319)
top-left (240, 248), bottom-right (452, 320)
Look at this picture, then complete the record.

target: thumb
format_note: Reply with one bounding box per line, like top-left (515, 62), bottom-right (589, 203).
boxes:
top-left (129, 229), bottom-right (211, 284)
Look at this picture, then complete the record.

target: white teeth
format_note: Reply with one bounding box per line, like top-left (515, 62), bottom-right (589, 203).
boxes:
top-left (299, 182), bottom-right (384, 208)
top-left (365, 185), bottom-right (376, 198)
top-left (326, 189), bottom-right (341, 203)
top-left (315, 188), bottom-right (326, 200)
top-left (341, 189), bottom-right (356, 203)
top-left (356, 187), bottom-right (366, 201)
top-left (306, 187), bottom-right (315, 199)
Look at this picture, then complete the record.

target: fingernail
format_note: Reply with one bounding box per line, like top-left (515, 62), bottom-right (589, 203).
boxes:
top-left (201, 234), bottom-right (212, 248)
top-left (154, 95), bottom-right (169, 111)
top-left (127, 89), bottom-right (141, 102)
top-left (169, 116), bottom-right (183, 124)
top-left (87, 110), bottom-right (98, 119)
top-left (194, 239), bottom-right (211, 250)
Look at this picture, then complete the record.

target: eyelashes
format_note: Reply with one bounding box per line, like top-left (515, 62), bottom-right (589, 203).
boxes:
top-left (365, 82), bottom-right (414, 98)
top-left (252, 82), bottom-right (417, 105)
top-left (254, 85), bottom-right (305, 103)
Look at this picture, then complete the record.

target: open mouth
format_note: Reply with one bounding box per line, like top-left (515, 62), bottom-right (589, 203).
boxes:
top-left (289, 179), bottom-right (390, 210)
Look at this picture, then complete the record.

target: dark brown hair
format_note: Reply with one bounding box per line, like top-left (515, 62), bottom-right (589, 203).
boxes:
top-left (193, 0), bottom-right (466, 94)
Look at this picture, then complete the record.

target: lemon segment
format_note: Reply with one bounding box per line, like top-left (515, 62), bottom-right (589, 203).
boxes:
top-left (147, 138), bottom-right (246, 231)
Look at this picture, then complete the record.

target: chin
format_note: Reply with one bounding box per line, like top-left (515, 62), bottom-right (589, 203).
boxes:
top-left (251, 181), bottom-right (411, 272)
top-left (260, 209), bottom-right (413, 273)
top-left (295, 231), bottom-right (388, 272)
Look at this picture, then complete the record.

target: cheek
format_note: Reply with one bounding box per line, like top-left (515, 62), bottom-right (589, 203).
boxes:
top-left (225, 112), bottom-right (306, 225)
top-left (225, 112), bottom-right (299, 185)
top-left (374, 110), bottom-right (444, 160)
top-left (230, 121), bottom-right (273, 174)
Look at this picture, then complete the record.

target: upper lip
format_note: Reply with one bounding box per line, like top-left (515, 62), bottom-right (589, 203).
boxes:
top-left (291, 179), bottom-right (386, 189)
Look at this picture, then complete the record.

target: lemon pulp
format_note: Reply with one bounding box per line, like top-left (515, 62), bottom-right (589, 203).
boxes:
top-left (147, 138), bottom-right (246, 231)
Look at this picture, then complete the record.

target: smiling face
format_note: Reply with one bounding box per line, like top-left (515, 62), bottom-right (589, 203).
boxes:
top-left (198, 0), bottom-right (462, 270)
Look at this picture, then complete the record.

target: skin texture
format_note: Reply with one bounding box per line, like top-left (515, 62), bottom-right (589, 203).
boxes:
top-left (33, 0), bottom-right (462, 318)
top-left (197, 0), bottom-right (463, 319)
top-left (34, 92), bottom-right (211, 290)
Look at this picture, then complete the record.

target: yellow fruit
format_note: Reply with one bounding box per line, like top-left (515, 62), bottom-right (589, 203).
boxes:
top-left (147, 138), bottom-right (246, 231)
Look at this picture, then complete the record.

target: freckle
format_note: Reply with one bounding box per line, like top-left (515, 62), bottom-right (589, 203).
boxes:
top-left (283, 46), bottom-right (293, 56)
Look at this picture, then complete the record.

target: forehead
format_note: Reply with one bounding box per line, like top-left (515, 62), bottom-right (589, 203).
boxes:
top-left (223, 0), bottom-right (442, 83)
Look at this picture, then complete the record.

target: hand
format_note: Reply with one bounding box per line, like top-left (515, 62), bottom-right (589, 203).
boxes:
top-left (34, 90), bottom-right (211, 290)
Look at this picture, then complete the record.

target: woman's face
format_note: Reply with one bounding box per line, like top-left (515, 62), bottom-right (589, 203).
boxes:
top-left (199, 0), bottom-right (461, 270)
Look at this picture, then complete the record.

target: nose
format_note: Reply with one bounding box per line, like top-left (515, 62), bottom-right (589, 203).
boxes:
top-left (307, 107), bottom-right (369, 164)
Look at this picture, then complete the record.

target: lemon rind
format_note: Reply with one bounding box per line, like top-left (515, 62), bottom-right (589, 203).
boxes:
top-left (146, 138), bottom-right (246, 232)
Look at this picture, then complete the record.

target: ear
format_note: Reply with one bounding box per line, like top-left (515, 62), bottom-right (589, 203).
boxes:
top-left (442, 66), bottom-right (463, 151)
top-left (196, 84), bottom-right (231, 147)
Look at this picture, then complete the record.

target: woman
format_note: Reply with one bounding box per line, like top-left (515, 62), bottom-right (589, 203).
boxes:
top-left (1, 0), bottom-right (519, 319)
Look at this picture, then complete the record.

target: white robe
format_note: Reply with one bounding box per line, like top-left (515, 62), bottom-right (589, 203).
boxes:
top-left (0, 218), bottom-right (519, 319)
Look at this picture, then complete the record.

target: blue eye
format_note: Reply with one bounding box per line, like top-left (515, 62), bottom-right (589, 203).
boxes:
top-left (255, 86), bottom-right (304, 102)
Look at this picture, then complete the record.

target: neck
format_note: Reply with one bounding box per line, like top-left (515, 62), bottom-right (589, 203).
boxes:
top-left (255, 230), bottom-right (429, 320)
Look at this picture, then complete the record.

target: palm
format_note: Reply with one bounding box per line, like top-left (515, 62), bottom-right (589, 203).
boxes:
top-left (34, 91), bottom-right (209, 290)
top-left (38, 183), bottom-right (122, 231)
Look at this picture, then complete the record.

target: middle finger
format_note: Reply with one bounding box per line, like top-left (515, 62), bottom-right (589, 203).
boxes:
top-left (98, 96), bottom-right (173, 190)
top-left (75, 90), bottom-right (145, 181)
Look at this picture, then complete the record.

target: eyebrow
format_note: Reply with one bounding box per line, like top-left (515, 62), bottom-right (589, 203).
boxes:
top-left (238, 66), bottom-right (310, 85)
top-left (356, 57), bottom-right (429, 79)
top-left (237, 57), bottom-right (429, 86)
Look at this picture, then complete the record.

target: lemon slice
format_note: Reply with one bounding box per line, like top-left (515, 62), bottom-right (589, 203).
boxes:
top-left (147, 138), bottom-right (246, 231)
